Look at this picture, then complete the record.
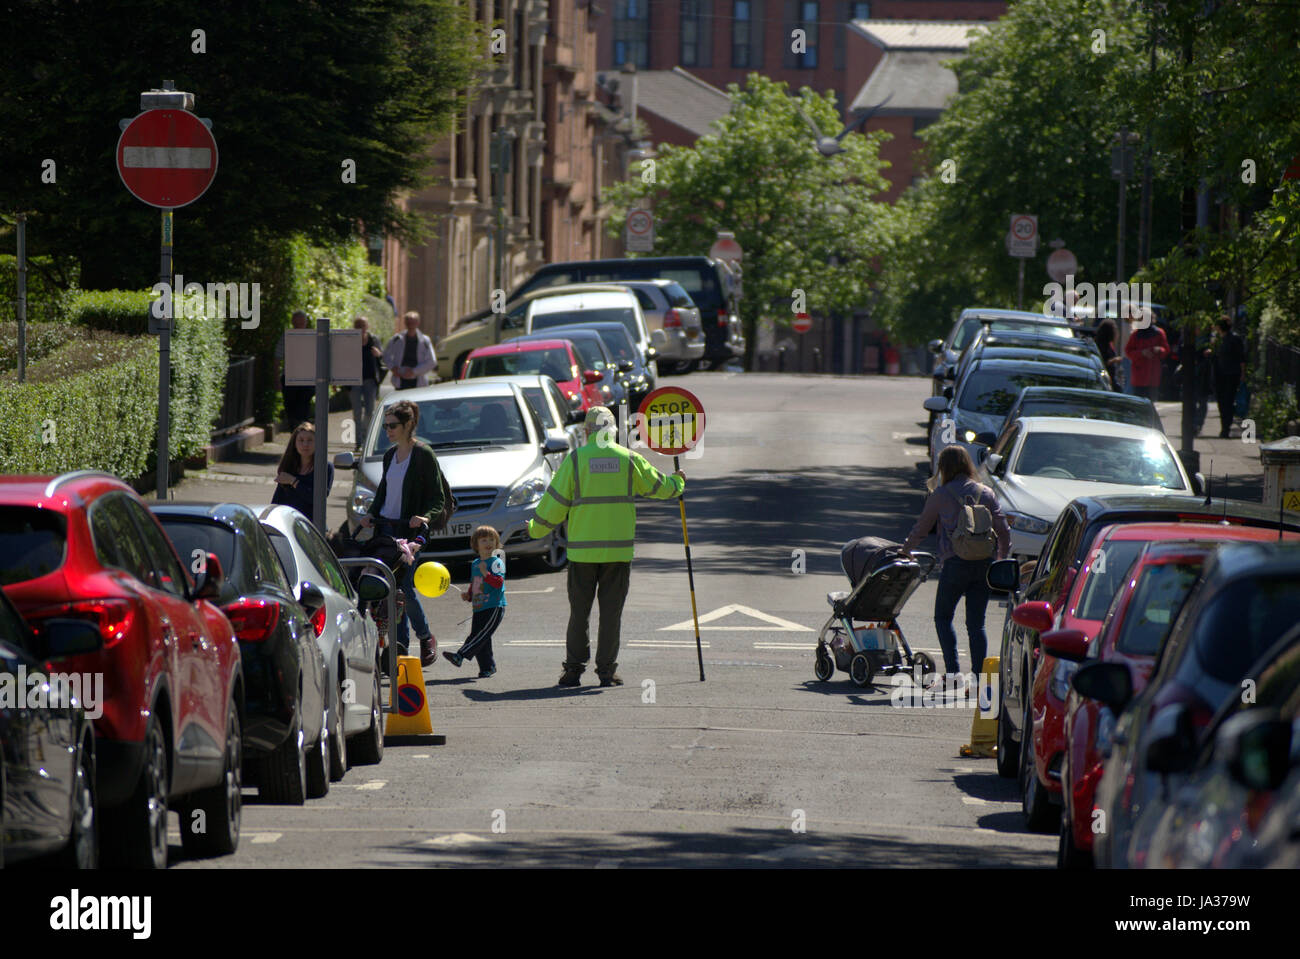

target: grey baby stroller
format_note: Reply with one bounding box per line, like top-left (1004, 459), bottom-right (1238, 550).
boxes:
top-left (814, 536), bottom-right (940, 687)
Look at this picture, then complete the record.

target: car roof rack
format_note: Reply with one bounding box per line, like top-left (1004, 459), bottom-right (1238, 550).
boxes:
top-left (43, 470), bottom-right (120, 499)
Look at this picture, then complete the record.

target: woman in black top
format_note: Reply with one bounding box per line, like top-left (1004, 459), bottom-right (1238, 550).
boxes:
top-left (272, 422), bottom-right (335, 528)
top-left (1096, 318), bottom-right (1121, 391)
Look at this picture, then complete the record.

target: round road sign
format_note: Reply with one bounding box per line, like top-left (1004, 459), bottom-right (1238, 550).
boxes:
top-left (396, 683), bottom-right (426, 717)
top-left (637, 386), bottom-right (706, 456)
top-left (116, 109), bottom-right (218, 209)
top-left (627, 210), bottom-right (653, 236)
top-left (709, 232), bottom-right (743, 263)
top-left (1046, 248), bottom-right (1078, 284)
top-left (1011, 214), bottom-right (1037, 242)
top-left (792, 312), bottom-right (812, 333)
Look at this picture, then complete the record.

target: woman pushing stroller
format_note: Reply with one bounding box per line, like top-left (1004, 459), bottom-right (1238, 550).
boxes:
top-left (900, 445), bottom-right (1011, 689)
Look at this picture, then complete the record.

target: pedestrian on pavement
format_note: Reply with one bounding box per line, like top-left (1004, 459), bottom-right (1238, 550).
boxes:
top-left (351, 316), bottom-right (385, 447)
top-left (901, 445), bottom-right (1011, 689)
top-left (1124, 311), bottom-right (1170, 401)
top-left (275, 310), bottom-right (315, 426)
top-left (1208, 315), bottom-right (1246, 438)
top-left (272, 422), bottom-right (335, 529)
top-left (1095, 317), bottom-right (1122, 391)
top-left (528, 406), bottom-right (686, 688)
top-left (382, 311), bottom-right (437, 390)
top-left (442, 525), bottom-right (506, 678)
top-left (357, 399), bottom-right (445, 666)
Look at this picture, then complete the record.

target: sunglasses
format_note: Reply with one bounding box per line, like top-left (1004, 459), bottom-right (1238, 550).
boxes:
top-left (383, 420), bottom-right (402, 430)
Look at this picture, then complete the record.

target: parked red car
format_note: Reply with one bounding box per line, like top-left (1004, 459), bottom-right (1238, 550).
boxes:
top-left (1044, 523), bottom-right (1297, 868)
top-left (461, 338), bottom-right (604, 411)
top-left (0, 471), bottom-right (243, 868)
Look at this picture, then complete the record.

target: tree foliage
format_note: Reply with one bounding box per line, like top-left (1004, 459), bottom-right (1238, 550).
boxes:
top-left (602, 74), bottom-right (894, 364)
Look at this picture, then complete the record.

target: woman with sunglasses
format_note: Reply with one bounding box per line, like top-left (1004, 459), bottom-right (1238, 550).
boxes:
top-left (357, 399), bottom-right (446, 666)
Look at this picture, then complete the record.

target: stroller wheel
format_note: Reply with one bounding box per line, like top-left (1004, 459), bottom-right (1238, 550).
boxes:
top-left (913, 651), bottom-right (938, 680)
top-left (849, 653), bottom-right (874, 688)
top-left (814, 649), bottom-right (835, 682)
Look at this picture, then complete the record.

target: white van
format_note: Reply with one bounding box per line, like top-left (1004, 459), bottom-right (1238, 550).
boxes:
top-left (524, 288), bottom-right (662, 379)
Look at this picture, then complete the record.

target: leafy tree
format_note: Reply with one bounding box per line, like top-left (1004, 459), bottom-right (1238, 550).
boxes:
top-left (601, 74), bottom-right (893, 368)
top-left (0, 0), bottom-right (482, 290)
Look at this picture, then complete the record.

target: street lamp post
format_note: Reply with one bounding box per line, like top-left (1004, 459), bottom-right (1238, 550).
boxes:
top-left (491, 127), bottom-right (516, 296)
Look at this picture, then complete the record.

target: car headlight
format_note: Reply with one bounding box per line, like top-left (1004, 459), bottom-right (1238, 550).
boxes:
top-left (1050, 659), bottom-right (1077, 702)
top-left (1007, 511), bottom-right (1053, 535)
top-left (351, 486), bottom-right (375, 516)
top-left (962, 429), bottom-right (978, 443)
top-left (506, 476), bottom-right (547, 508)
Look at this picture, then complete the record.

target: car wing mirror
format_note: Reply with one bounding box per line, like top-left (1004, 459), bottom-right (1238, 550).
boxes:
top-left (298, 581), bottom-right (327, 616)
top-left (192, 551), bottom-right (224, 602)
top-left (334, 451), bottom-right (357, 470)
top-left (38, 619), bottom-right (104, 659)
top-left (356, 572), bottom-right (392, 603)
top-left (1071, 661), bottom-right (1133, 715)
top-left (986, 558), bottom-right (1020, 596)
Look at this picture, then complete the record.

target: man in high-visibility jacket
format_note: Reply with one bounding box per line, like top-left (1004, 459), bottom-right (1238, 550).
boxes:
top-left (529, 406), bottom-right (686, 687)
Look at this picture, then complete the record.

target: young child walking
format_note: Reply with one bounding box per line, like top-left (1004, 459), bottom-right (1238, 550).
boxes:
top-left (443, 526), bottom-right (506, 678)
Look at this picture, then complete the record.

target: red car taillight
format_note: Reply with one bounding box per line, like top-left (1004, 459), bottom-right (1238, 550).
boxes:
top-left (309, 604), bottom-right (327, 637)
top-left (223, 598), bottom-right (281, 642)
top-left (28, 598), bottom-right (135, 647)
top-left (717, 308), bottom-right (728, 327)
top-left (663, 309), bottom-right (682, 328)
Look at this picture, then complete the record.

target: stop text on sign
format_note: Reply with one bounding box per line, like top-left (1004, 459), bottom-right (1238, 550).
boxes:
top-left (637, 386), bottom-right (707, 456)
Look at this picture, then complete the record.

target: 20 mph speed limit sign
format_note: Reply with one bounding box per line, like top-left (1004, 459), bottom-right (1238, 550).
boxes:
top-left (637, 387), bottom-right (706, 456)
top-left (1008, 213), bottom-right (1038, 257)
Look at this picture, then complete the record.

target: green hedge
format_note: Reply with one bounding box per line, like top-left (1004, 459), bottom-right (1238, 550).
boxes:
top-left (67, 289), bottom-right (156, 335)
top-left (0, 321), bottom-right (75, 374)
top-left (0, 337), bottom-right (159, 477)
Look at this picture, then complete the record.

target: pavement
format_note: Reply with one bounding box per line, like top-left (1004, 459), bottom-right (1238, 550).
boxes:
top-left (1154, 399), bottom-right (1264, 503)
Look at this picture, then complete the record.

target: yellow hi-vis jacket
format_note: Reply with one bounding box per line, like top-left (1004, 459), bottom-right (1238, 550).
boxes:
top-left (528, 434), bottom-right (685, 563)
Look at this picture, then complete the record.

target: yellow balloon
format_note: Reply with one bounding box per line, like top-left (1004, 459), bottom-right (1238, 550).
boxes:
top-left (413, 561), bottom-right (451, 598)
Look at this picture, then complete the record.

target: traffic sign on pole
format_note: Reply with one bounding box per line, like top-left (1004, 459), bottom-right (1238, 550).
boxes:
top-left (792, 313), bottom-right (812, 334)
top-left (626, 210), bottom-right (654, 252)
top-left (709, 231), bottom-right (743, 263)
top-left (117, 109), bottom-right (218, 209)
top-left (1008, 213), bottom-right (1038, 258)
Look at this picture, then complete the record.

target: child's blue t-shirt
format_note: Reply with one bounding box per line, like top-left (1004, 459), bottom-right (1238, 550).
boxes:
top-left (470, 555), bottom-right (507, 610)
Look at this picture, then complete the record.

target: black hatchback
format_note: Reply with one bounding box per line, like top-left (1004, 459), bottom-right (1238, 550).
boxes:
top-left (152, 503), bottom-right (330, 805)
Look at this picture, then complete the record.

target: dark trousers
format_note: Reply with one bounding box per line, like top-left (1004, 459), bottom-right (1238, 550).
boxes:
top-left (564, 561), bottom-right (631, 677)
top-left (1215, 374), bottom-right (1240, 437)
top-left (934, 557), bottom-right (991, 675)
top-left (458, 607), bottom-right (503, 671)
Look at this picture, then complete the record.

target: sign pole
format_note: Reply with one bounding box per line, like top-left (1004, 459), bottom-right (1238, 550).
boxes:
top-left (314, 316), bottom-right (330, 530)
top-left (673, 453), bottom-right (705, 682)
top-left (1017, 257), bottom-right (1025, 311)
top-left (156, 209), bottom-right (173, 500)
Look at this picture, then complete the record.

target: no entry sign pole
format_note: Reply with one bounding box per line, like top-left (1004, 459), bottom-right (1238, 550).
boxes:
top-left (116, 83), bottom-right (218, 499)
top-left (638, 387), bottom-right (708, 681)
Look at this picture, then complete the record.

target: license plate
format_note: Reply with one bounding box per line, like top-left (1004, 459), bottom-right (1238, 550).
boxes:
top-left (431, 522), bottom-right (474, 538)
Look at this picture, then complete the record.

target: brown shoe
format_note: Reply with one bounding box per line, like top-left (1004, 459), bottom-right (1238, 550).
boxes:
top-left (420, 637), bottom-right (436, 667)
top-left (598, 674), bottom-right (625, 687)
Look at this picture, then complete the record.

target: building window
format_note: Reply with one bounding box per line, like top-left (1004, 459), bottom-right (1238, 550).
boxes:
top-left (613, 0), bottom-right (650, 69)
top-left (849, 1), bottom-right (870, 20)
top-left (797, 1), bottom-right (818, 69)
top-left (733, 1), bottom-right (752, 67)
top-left (681, 1), bottom-right (701, 66)
top-left (913, 116), bottom-right (934, 137)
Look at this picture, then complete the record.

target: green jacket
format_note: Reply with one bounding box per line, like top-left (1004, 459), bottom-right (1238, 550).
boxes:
top-left (528, 436), bottom-right (684, 562)
top-left (368, 441), bottom-right (445, 527)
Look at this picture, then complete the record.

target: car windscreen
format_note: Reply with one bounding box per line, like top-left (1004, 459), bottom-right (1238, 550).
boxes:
top-left (562, 337), bottom-right (608, 371)
top-left (1074, 539), bottom-right (1146, 620)
top-left (375, 396), bottom-right (530, 453)
top-left (1012, 431), bottom-right (1185, 489)
top-left (0, 506), bottom-right (68, 586)
top-left (959, 368), bottom-right (1101, 416)
top-left (591, 327), bottom-right (638, 364)
top-left (156, 518), bottom-right (239, 588)
top-left (1191, 575), bottom-right (1300, 684)
top-left (1115, 560), bottom-right (1204, 655)
top-left (465, 347), bottom-right (575, 382)
top-left (533, 308), bottom-right (639, 342)
top-left (521, 386), bottom-right (556, 429)
top-left (1019, 397), bottom-right (1156, 428)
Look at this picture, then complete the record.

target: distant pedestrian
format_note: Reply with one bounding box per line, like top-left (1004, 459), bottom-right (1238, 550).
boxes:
top-left (901, 445), bottom-right (1011, 688)
top-left (351, 316), bottom-right (384, 447)
top-left (1208, 315), bottom-right (1246, 438)
top-left (529, 406), bottom-right (685, 688)
top-left (275, 310), bottom-right (315, 425)
top-left (442, 526), bottom-right (506, 678)
top-left (382, 311), bottom-right (437, 390)
top-left (272, 422), bottom-right (335, 529)
top-left (357, 399), bottom-right (445, 665)
top-left (1095, 318), bottom-right (1122, 391)
top-left (1124, 311), bottom-right (1170, 402)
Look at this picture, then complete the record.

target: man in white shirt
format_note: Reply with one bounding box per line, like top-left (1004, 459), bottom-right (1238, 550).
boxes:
top-left (382, 310), bottom-right (438, 390)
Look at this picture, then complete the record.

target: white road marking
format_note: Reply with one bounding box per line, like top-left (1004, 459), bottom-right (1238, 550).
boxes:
top-left (422, 832), bottom-right (490, 846)
top-left (506, 641), bottom-right (565, 646)
top-left (753, 643), bottom-right (813, 650)
top-left (249, 832), bottom-right (282, 844)
top-left (628, 641), bottom-right (711, 648)
top-left (411, 754), bottom-right (432, 759)
top-left (507, 587), bottom-right (556, 594)
top-left (660, 604), bottom-right (813, 632)
top-left (961, 797), bottom-right (1018, 806)
top-left (351, 780), bottom-right (387, 790)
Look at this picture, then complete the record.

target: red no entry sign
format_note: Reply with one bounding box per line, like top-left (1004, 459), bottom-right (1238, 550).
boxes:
top-left (792, 312), bottom-right (813, 333)
top-left (116, 109), bottom-right (218, 209)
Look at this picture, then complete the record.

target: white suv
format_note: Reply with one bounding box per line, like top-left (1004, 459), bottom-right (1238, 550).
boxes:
top-left (524, 288), bottom-right (662, 380)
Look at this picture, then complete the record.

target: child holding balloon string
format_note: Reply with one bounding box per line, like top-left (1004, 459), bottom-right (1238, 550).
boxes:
top-left (442, 526), bottom-right (506, 678)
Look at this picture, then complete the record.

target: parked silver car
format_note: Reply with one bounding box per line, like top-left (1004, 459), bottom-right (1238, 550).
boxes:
top-left (464, 374), bottom-right (585, 471)
top-left (610, 279), bottom-right (705, 374)
top-left (337, 381), bottom-right (570, 570)
top-left (258, 504), bottom-right (387, 772)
